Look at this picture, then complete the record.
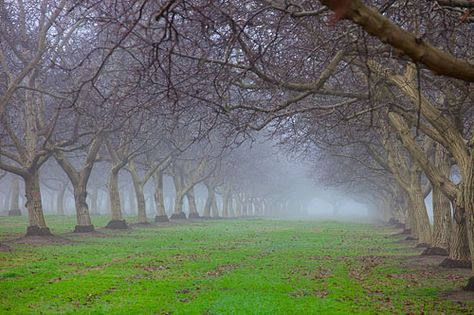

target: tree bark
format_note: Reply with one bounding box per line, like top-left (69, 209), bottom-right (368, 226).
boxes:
top-left (431, 145), bottom-right (452, 252)
top-left (73, 180), bottom-right (94, 232)
top-left (153, 171), bottom-right (169, 222)
top-left (187, 188), bottom-right (200, 218)
top-left (203, 188), bottom-right (213, 218)
top-left (56, 183), bottom-right (66, 216)
top-left (106, 169), bottom-right (128, 229)
top-left (24, 171), bottom-right (51, 236)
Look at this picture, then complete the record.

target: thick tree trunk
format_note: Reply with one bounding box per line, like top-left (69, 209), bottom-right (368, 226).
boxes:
top-left (170, 193), bottom-right (186, 219)
top-left (24, 171), bottom-right (51, 236)
top-left (8, 176), bottom-right (21, 216)
top-left (463, 152), bottom-right (474, 290)
top-left (73, 182), bottom-right (94, 233)
top-left (187, 188), bottom-right (200, 219)
top-left (211, 195), bottom-right (219, 218)
top-left (222, 189), bottom-right (230, 218)
top-left (131, 179), bottom-right (147, 224)
top-left (428, 145), bottom-right (452, 253)
top-left (203, 188), bottom-right (214, 218)
top-left (153, 171), bottom-right (168, 222)
top-left (408, 184), bottom-right (432, 246)
top-left (106, 170), bottom-right (128, 229)
top-left (440, 203), bottom-right (471, 269)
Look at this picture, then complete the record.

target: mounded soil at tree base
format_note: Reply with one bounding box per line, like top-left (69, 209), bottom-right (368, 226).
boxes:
top-left (405, 236), bottom-right (418, 241)
top-left (13, 234), bottom-right (72, 245)
top-left (7, 209), bottom-right (21, 216)
top-left (188, 213), bottom-right (201, 219)
top-left (464, 277), bottom-right (474, 291)
top-left (388, 217), bottom-right (399, 225)
top-left (439, 258), bottom-right (472, 269)
top-left (73, 225), bottom-right (95, 233)
top-left (170, 212), bottom-right (187, 220)
top-left (415, 242), bottom-right (430, 248)
top-left (25, 225), bottom-right (53, 237)
top-left (154, 215), bottom-right (170, 223)
top-left (421, 247), bottom-right (449, 256)
top-left (105, 220), bottom-right (128, 230)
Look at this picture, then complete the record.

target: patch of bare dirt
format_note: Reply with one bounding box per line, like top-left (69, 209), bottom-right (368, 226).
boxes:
top-left (11, 235), bottom-right (72, 245)
top-left (206, 264), bottom-right (237, 277)
top-left (440, 288), bottom-right (474, 302)
top-left (64, 230), bottom-right (109, 238)
top-left (0, 243), bottom-right (12, 252)
top-left (349, 256), bottom-right (385, 281)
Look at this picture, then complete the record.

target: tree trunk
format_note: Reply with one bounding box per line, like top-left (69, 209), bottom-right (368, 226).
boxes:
top-left (89, 188), bottom-right (99, 215)
top-left (211, 194), bottom-right (219, 218)
top-left (10, 176), bottom-right (20, 209)
top-left (222, 189), bottom-right (230, 218)
top-left (153, 171), bottom-right (168, 222)
top-left (408, 183), bottom-right (432, 246)
top-left (440, 202), bottom-right (471, 269)
top-left (131, 176), bottom-right (147, 224)
top-left (8, 176), bottom-right (21, 216)
top-left (106, 170), bottom-right (128, 229)
top-left (24, 171), bottom-right (51, 236)
top-left (73, 180), bottom-right (95, 233)
top-left (187, 188), bottom-right (200, 219)
top-left (170, 192), bottom-right (186, 219)
top-left (463, 149), bottom-right (474, 290)
top-left (56, 183), bottom-right (66, 216)
top-left (203, 188), bottom-right (214, 218)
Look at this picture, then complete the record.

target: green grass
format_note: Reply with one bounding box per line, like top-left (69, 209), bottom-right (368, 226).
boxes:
top-left (0, 216), bottom-right (472, 314)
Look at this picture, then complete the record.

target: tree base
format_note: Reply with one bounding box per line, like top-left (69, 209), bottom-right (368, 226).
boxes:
top-left (405, 236), bottom-right (418, 241)
top-left (421, 247), bottom-right (449, 256)
top-left (464, 277), bottom-right (474, 291)
top-left (200, 216), bottom-right (212, 220)
top-left (8, 209), bottom-right (22, 216)
top-left (188, 212), bottom-right (201, 219)
top-left (154, 215), bottom-right (169, 222)
top-left (105, 220), bottom-right (128, 229)
top-left (439, 258), bottom-right (472, 269)
top-left (400, 228), bottom-right (411, 235)
top-left (388, 218), bottom-right (399, 225)
top-left (73, 225), bottom-right (95, 233)
top-left (25, 226), bottom-right (53, 236)
top-left (415, 243), bottom-right (430, 248)
top-left (394, 223), bottom-right (405, 229)
top-left (212, 216), bottom-right (221, 219)
top-left (170, 212), bottom-right (187, 220)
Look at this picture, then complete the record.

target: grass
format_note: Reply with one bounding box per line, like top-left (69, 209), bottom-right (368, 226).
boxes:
top-left (0, 215), bottom-right (472, 314)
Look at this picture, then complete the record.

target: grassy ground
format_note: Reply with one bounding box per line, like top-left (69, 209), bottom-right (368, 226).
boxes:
top-left (0, 216), bottom-right (472, 314)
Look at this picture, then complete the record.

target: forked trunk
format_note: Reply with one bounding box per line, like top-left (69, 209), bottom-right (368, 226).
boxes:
top-left (170, 192), bottom-right (186, 219)
top-left (24, 171), bottom-right (51, 236)
top-left (187, 188), bottom-right (200, 218)
top-left (203, 188), bottom-right (214, 217)
top-left (73, 182), bottom-right (94, 233)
